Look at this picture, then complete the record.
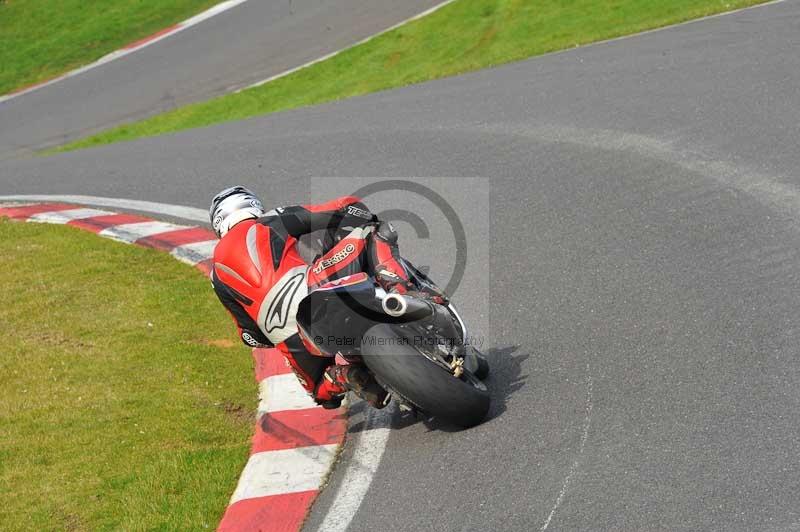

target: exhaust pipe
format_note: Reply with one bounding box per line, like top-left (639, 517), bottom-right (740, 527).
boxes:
top-left (382, 293), bottom-right (408, 317)
top-left (382, 293), bottom-right (434, 318)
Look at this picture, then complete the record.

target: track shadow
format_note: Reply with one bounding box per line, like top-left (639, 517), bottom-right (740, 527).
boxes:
top-left (347, 400), bottom-right (369, 432)
top-left (258, 409), bottom-right (347, 448)
top-left (481, 345), bottom-right (529, 421)
top-left (347, 345), bottom-right (529, 433)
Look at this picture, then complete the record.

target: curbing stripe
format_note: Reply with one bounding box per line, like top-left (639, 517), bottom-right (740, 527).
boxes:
top-left (0, 203), bottom-right (76, 219)
top-left (253, 346), bottom-right (295, 381)
top-left (69, 213), bottom-right (153, 233)
top-left (28, 207), bottom-right (115, 224)
top-left (137, 226), bottom-right (217, 250)
top-left (258, 374), bottom-right (320, 414)
top-left (0, 203), bottom-right (347, 532)
top-left (218, 491), bottom-right (319, 532)
top-left (170, 239), bottom-right (219, 266)
top-left (194, 258), bottom-right (214, 277)
top-left (99, 220), bottom-right (189, 243)
top-left (0, 195), bottom-right (209, 222)
top-left (253, 408), bottom-right (346, 453)
top-left (228, 445), bottom-right (339, 503)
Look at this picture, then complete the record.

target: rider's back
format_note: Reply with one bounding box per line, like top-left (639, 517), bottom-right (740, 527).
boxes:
top-left (212, 218), bottom-right (309, 345)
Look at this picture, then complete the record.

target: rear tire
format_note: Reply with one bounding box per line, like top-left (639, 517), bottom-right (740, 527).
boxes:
top-left (360, 323), bottom-right (490, 428)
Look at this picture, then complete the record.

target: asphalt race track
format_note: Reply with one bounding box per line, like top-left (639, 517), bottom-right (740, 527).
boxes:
top-left (3, 1), bottom-right (800, 530)
top-left (0, 0), bottom-right (442, 159)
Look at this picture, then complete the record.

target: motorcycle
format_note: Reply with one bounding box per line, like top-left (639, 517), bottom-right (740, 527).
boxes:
top-left (296, 258), bottom-right (490, 428)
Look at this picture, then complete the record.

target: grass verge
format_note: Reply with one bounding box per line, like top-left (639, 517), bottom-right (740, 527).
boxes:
top-left (0, 218), bottom-right (254, 531)
top-left (59, 0), bottom-right (768, 152)
top-left (0, 0), bottom-right (221, 95)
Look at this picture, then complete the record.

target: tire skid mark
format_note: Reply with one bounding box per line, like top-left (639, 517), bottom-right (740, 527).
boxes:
top-left (472, 124), bottom-right (800, 228)
top-left (539, 365), bottom-right (593, 532)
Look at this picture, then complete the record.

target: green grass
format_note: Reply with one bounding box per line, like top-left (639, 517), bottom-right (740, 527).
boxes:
top-left (0, 0), bottom-right (221, 95)
top-left (58, 0), bottom-right (768, 152)
top-left (0, 219), bottom-right (255, 531)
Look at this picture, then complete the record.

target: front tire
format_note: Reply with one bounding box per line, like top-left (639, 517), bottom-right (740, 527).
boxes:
top-left (360, 323), bottom-right (490, 428)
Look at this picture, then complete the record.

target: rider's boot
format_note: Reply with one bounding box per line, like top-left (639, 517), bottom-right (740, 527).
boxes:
top-left (324, 364), bottom-right (389, 409)
top-left (314, 373), bottom-right (347, 410)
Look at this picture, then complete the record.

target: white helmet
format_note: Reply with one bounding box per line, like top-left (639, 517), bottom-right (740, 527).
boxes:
top-left (209, 186), bottom-right (265, 238)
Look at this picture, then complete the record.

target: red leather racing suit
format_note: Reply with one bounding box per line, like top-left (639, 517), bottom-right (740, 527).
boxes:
top-left (211, 196), bottom-right (409, 404)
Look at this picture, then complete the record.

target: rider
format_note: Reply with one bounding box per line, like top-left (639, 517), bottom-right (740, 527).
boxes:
top-left (209, 186), bottom-right (419, 410)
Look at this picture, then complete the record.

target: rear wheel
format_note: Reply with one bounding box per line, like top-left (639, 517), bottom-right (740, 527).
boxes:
top-left (360, 323), bottom-right (490, 428)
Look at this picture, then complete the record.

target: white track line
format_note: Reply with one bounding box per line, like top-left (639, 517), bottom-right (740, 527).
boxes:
top-left (539, 369), bottom-right (594, 532)
top-left (240, 0), bottom-right (458, 92)
top-left (229, 445), bottom-right (340, 503)
top-left (0, 195), bottom-right (208, 222)
top-left (0, 0), bottom-right (251, 104)
top-left (315, 406), bottom-right (393, 532)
